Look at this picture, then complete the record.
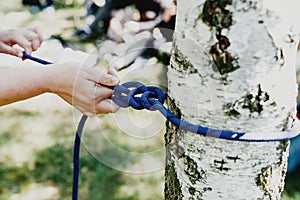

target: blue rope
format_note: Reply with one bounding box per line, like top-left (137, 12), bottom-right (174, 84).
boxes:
top-left (111, 81), bottom-right (300, 142)
top-left (72, 115), bottom-right (87, 200)
top-left (23, 52), bottom-right (52, 65)
top-left (23, 52), bottom-right (83, 200)
top-left (22, 52), bottom-right (300, 199)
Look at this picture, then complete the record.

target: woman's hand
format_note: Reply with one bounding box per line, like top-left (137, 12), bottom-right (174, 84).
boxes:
top-left (0, 27), bottom-right (43, 57)
top-left (0, 27), bottom-right (119, 116)
top-left (47, 62), bottom-right (120, 116)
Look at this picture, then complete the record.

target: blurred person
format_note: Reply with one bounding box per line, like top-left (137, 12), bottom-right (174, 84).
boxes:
top-left (97, 5), bottom-right (169, 70)
top-left (74, 0), bottom-right (175, 41)
top-left (0, 28), bottom-right (120, 117)
top-left (76, 0), bottom-right (175, 70)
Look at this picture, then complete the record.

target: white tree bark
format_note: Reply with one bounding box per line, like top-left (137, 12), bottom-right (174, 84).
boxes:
top-left (165, 0), bottom-right (300, 199)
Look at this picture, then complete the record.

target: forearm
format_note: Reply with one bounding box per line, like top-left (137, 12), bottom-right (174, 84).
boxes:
top-left (0, 61), bottom-right (120, 115)
top-left (0, 66), bottom-right (52, 106)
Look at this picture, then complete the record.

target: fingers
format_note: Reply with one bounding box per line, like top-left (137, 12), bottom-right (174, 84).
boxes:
top-left (85, 85), bottom-right (119, 116)
top-left (82, 99), bottom-right (120, 117)
top-left (11, 33), bottom-right (34, 55)
top-left (59, 91), bottom-right (119, 117)
top-left (0, 43), bottom-right (23, 57)
top-left (1, 28), bottom-right (44, 57)
top-left (87, 67), bottom-right (120, 87)
top-left (21, 28), bottom-right (43, 53)
top-left (94, 85), bottom-right (115, 100)
top-left (25, 27), bottom-right (43, 51)
top-left (95, 99), bottom-right (120, 114)
top-left (28, 27), bottom-right (44, 44)
top-left (96, 73), bottom-right (120, 86)
top-left (79, 99), bottom-right (120, 117)
top-left (108, 68), bottom-right (119, 77)
top-left (87, 68), bottom-right (120, 115)
top-left (59, 81), bottom-right (119, 116)
top-left (82, 100), bottom-right (119, 117)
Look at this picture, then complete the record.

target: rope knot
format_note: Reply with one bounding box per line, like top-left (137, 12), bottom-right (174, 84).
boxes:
top-left (112, 81), bottom-right (166, 111)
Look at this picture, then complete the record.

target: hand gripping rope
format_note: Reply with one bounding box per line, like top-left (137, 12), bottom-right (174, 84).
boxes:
top-left (23, 52), bottom-right (300, 200)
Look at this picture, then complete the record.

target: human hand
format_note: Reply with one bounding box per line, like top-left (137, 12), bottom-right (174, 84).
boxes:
top-left (47, 62), bottom-right (120, 116)
top-left (0, 27), bottom-right (43, 57)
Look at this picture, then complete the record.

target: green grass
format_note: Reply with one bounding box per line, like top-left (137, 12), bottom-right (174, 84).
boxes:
top-left (0, 164), bottom-right (30, 195)
top-left (0, 142), bottom-right (138, 199)
top-left (2, 147), bottom-right (298, 200)
top-left (282, 166), bottom-right (300, 200)
top-left (0, 108), bottom-right (164, 199)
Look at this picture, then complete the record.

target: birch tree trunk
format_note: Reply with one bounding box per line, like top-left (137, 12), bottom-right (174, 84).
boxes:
top-left (165, 0), bottom-right (300, 199)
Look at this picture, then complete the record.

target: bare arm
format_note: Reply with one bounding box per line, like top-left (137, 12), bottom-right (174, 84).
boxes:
top-left (0, 62), bottom-right (120, 116)
top-left (0, 66), bottom-right (49, 105)
top-left (0, 28), bottom-right (120, 116)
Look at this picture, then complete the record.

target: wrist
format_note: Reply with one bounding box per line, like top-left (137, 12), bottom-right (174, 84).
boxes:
top-left (43, 64), bottom-right (63, 94)
top-left (44, 63), bottom-right (78, 96)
